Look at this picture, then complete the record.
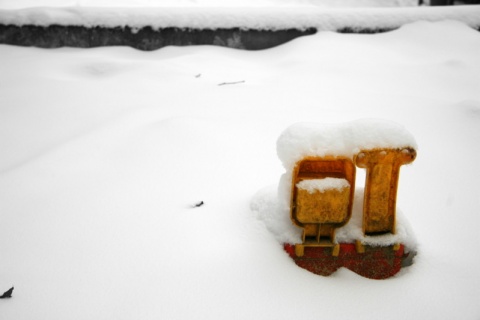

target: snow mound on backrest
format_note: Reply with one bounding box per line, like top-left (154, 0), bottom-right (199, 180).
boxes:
top-left (277, 118), bottom-right (417, 170)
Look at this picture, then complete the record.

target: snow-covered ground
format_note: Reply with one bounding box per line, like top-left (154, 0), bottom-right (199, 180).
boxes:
top-left (1, 18), bottom-right (480, 319)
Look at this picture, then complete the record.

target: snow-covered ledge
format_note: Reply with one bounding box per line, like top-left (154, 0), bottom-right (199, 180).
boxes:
top-left (1, 6), bottom-right (480, 30)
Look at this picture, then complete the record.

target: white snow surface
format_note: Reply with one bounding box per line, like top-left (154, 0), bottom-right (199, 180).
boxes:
top-left (1, 19), bottom-right (480, 320)
top-left (296, 177), bottom-right (350, 193)
top-left (0, 6), bottom-right (479, 31)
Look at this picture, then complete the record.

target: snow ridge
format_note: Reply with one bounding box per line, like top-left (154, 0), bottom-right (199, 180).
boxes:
top-left (1, 6), bottom-right (479, 31)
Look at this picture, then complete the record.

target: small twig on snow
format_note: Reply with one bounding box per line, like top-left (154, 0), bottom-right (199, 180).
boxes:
top-left (218, 80), bottom-right (245, 86)
top-left (193, 201), bottom-right (204, 208)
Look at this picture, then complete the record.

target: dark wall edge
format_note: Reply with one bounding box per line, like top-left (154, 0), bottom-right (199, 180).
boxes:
top-left (1, 24), bottom-right (479, 50)
top-left (0, 24), bottom-right (317, 50)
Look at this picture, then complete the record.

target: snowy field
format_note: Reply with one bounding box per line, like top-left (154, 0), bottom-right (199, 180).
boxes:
top-left (1, 17), bottom-right (480, 320)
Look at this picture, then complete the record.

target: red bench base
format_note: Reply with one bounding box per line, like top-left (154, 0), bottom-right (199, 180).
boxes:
top-left (284, 243), bottom-right (414, 279)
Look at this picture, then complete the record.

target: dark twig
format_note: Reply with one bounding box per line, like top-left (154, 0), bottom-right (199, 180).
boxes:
top-left (0, 287), bottom-right (13, 299)
top-left (218, 80), bottom-right (245, 86)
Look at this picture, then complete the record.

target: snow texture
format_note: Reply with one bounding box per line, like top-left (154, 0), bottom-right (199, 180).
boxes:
top-left (0, 6), bottom-right (479, 31)
top-left (296, 177), bottom-right (350, 193)
top-left (276, 119), bottom-right (417, 170)
top-left (0, 0), bottom-right (420, 9)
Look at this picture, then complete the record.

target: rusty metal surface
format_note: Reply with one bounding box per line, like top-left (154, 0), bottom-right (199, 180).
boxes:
top-left (291, 157), bottom-right (356, 247)
top-left (355, 148), bottom-right (416, 235)
top-left (284, 243), bottom-right (411, 279)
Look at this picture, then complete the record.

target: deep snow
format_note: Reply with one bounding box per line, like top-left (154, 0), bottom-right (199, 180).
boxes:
top-left (1, 19), bottom-right (480, 320)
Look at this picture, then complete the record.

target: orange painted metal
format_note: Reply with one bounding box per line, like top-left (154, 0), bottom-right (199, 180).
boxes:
top-left (291, 157), bottom-right (356, 251)
top-left (354, 148), bottom-right (416, 235)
